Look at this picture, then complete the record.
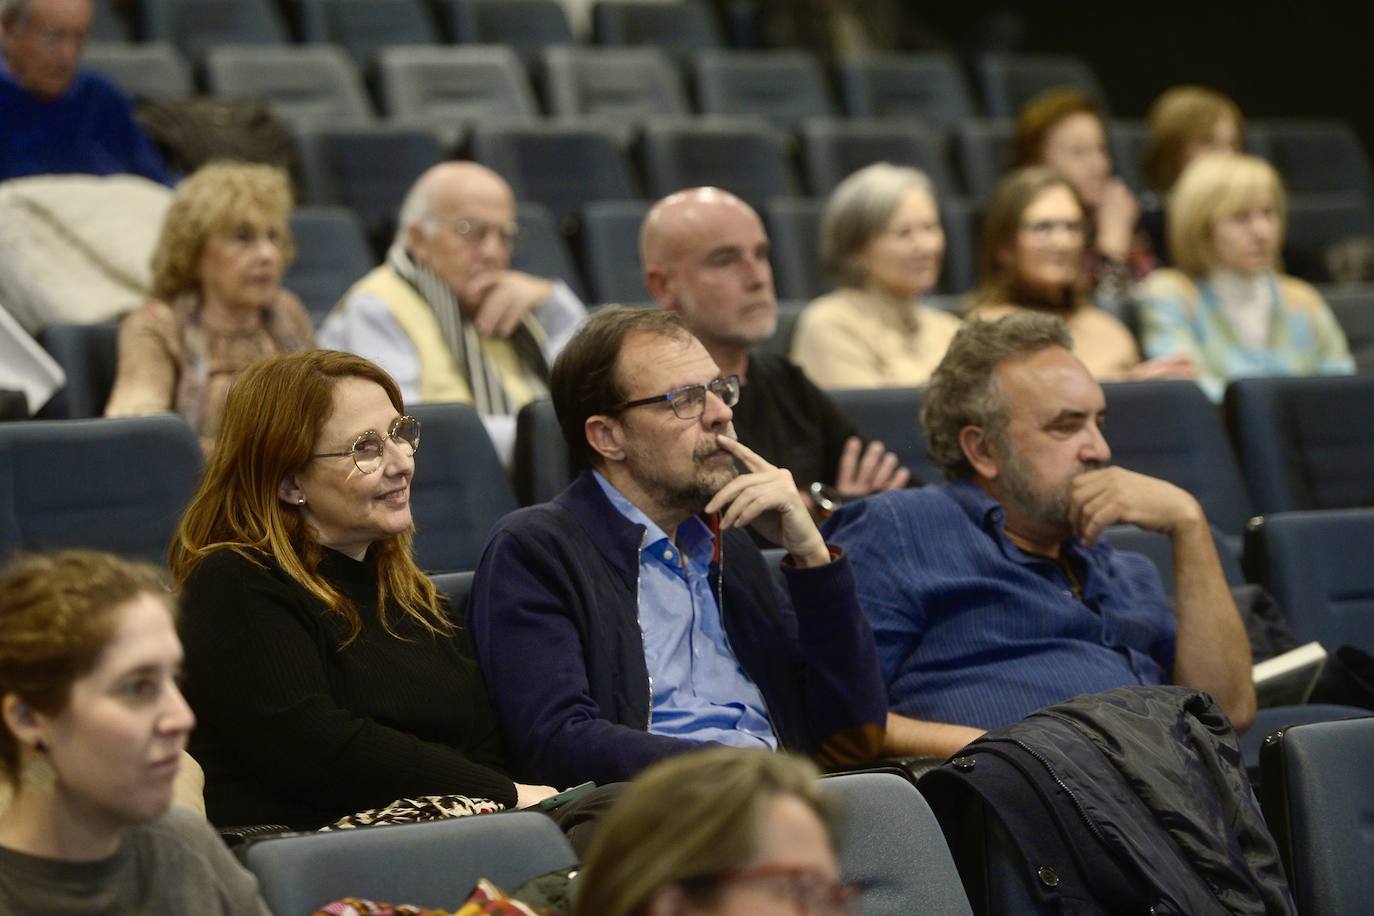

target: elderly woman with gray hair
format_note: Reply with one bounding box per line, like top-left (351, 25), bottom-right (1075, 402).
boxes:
top-left (790, 163), bottom-right (962, 389)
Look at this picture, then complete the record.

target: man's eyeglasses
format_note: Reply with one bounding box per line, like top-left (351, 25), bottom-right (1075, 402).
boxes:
top-left (685, 865), bottom-right (864, 915)
top-left (615, 375), bottom-right (740, 421)
top-left (310, 416), bottom-right (421, 474)
top-left (450, 217), bottom-right (521, 248)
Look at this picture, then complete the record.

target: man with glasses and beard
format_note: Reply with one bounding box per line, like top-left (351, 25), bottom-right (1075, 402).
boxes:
top-left (465, 307), bottom-right (887, 788)
top-left (824, 311), bottom-right (1255, 758)
top-left (319, 161), bottom-right (586, 463)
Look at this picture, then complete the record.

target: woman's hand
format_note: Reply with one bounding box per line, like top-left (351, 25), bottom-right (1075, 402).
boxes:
top-left (515, 783), bottom-right (560, 809)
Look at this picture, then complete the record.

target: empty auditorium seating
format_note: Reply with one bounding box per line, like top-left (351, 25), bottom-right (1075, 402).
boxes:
top-left (819, 773), bottom-right (976, 916)
top-left (511, 202), bottom-right (587, 301)
top-left (297, 0), bottom-right (441, 69)
top-left (376, 45), bottom-right (538, 151)
top-left (1106, 118), bottom-right (1150, 192)
top-left (442, 0), bottom-right (574, 63)
top-left (512, 398), bottom-right (570, 506)
top-left (975, 52), bottom-right (1109, 119)
top-left (36, 322), bottom-right (120, 420)
top-left (764, 196), bottom-right (825, 301)
top-left (296, 124), bottom-right (444, 253)
top-left (1259, 118), bottom-right (1374, 200)
top-left (1224, 375), bottom-right (1374, 514)
top-left (541, 46), bottom-right (689, 119)
top-left (1282, 194), bottom-right (1374, 284)
top-left (1260, 716), bottom-right (1374, 916)
top-left (693, 49), bottom-right (836, 132)
top-left (470, 123), bottom-right (638, 229)
top-left (1257, 509), bottom-right (1374, 649)
top-left (83, 41), bottom-right (193, 101)
top-left (139, 0), bottom-right (290, 65)
top-left (406, 402), bottom-right (518, 573)
top-left (243, 812), bottom-right (577, 915)
top-left (1101, 379), bottom-right (1254, 540)
top-left (826, 387), bottom-right (941, 485)
top-left (798, 117), bottom-right (959, 200)
top-left (283, 206), bottom-right (374, 325)
top-left (205, 45), bottom-right (374, 131)
top-left (0, 415), bottom-right (202, 566)
top-left (955, 119), bottom-right (1016, 202)
top-left (836, 51), bottom-right (976, 133)
top-left (579, 199), bottom-right (652, 304)
top-left (639, 118), bottom-right (798, 214)
top-left (591, 1), bottom-right (723, 63)
top-left (1322, 284), bottom-right (1374, 373)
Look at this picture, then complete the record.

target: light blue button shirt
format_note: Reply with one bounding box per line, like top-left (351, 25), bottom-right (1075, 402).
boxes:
top-left (593, 472), bottom-right (777, 750)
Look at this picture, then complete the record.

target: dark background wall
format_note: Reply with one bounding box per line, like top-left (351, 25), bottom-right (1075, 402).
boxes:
top-left (922, 1), bottom-right (1374, 152)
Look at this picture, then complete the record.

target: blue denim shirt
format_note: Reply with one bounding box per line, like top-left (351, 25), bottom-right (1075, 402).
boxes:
top-left (593, 472), bottom-right (777, 749)
top-left (823, 481), bottom-right (1175, 729)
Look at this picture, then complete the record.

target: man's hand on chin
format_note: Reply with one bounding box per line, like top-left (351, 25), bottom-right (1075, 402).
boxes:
top-left (464, 271), bottom-right (554, 337)
top-left (705, 435), bottom-right (831, 568)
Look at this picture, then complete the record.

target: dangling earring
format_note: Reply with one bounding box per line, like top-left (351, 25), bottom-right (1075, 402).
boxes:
top-left (20, 740), bottom-right (54, 793)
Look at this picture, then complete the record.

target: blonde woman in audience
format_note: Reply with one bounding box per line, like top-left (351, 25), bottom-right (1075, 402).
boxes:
top-left (0, 549), bottom-right (269, 914)
top-left (791, 163), bottom-right (962, 388)
top-left (105, 161), bottom-right (314, 453)
top-left (968, 167), bottom-right (1195, 382)
top-left (574, 748), bottom-right (856, 916)
top-left (169, 350), bottom-right (612, 848)
top-left (1010, 87), bottom-right (1153, 316)
top-left (1136, 153), bottom-right (1353, 402)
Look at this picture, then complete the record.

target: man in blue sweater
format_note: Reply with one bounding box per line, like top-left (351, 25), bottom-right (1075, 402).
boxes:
top-left (466, 306), bottom-right (887, 787)
top-left (823, 312), bottom-right (1256, 758)
top-left (1, 0), bottom-right (168, 182)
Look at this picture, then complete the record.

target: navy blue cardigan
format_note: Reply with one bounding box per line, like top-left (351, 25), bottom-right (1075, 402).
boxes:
top-left (466, 471), bottom-right (887, 787)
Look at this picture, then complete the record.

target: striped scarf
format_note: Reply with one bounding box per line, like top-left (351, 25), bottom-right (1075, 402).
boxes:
top-left (388, 245), bottom-right (549, 415)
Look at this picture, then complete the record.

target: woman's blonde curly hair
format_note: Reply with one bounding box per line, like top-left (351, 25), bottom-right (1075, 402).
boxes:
top-left (149, 161), bottom-right (295, 303)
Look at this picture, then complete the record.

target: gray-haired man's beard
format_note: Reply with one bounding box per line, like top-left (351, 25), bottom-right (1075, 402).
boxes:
top-left (997, 451), bottom-right (1104, 540)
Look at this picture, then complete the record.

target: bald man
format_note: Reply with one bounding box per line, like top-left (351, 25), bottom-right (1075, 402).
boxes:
top-left (641, 188), bottom-right (908, 514)
top-left (1, 0), bottom-right (168, 181)
top-left (319, 162), bottom-right (586, 461)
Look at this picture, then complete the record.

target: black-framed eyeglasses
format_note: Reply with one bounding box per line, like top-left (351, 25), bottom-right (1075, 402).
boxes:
top-left (615, 375), bottom-right (740, 421)
top-left (310, 416), bottom-right (421, 474)
top-left (451, 217), bottom-right (521, 247)
top-left (682, 865), bottom-right (864, 915)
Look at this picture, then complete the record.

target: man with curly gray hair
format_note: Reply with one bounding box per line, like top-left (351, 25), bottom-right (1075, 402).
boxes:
top-left (823, 311), bottom-right (1255, 757)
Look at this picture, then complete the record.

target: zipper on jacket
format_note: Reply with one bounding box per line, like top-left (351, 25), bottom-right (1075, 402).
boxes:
top-left (634, 528), bottom-right (653, 732)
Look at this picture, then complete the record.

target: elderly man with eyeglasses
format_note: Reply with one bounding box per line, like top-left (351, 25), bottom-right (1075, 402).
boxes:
top-left (465, 306), bottom-right (887, 788)
top-left (0, 0), bottom-right (168, 182)
top-left (319, 161), bottom-right (587, 462)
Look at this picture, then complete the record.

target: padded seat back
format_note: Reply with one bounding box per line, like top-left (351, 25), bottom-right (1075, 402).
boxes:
top-left (140, 0), bottom-right (288, 65)
top-left (243, 811), bottom-right (577, 914)
top-left (83, 41), bottom-right (193, 101)
top-left (0, 415), bottom-right (202, 566)
top-left (542, 46), bottom-right (688, 119)
top-left (693, 49), bottom-right (835, 132)
top-left (975, 52), bottom-right (1109, 119)
top-left (407, 402), bottom-right (518, 573)
top-left (820, 773), bottom-right (975, 916)
top-left (512, 398), bottom-right (572, 506)
top-left (377, 45), bottom-right (538, 122)
top-left (1257, 509), bottom-right (1374, 648)
top-left (299, 0), bottom-right (441, 68)
top-left (1260, 716), bottom-right (1374, 916)
top-left (1224, 375), bottom-right (1374, 514)
top-left (826, 387), bottom-right (940, 485)
top-left (836, 51), bottom-right (975, 133)
top-left (1101, 380), bottom-right (1253, 538)
top-left (640, 118), bottom-right (797, 215)
top-left (36, 321), bottom-right (120, 419)
top-left (206, 44), bottom-right (374, 132)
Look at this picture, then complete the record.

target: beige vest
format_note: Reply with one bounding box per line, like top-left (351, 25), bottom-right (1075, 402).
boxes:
top-left (346, 266), bottom-right (545, 409)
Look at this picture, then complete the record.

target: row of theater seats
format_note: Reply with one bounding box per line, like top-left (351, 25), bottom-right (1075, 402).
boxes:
top-left (86, 37), bottom-right (1374, 207)
top-left (3, 379), bottom-right (1372, 649)
top-left (224, 697), bottom-right (1374, 915)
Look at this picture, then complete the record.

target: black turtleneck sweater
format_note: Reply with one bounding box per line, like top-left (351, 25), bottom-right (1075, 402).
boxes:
top-left (179, 548), bottom-right (516, 830)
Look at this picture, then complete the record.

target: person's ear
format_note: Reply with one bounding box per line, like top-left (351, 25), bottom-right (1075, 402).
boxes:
top-left (278, 474), bottom-right (306, 508)
top-left (585, 414), bottom-right (627, 464)
top-left (959, 425), bottom-right (1001, 481)
top-left (2, 695), bottom-right (45, 749)
top-left (644, 265), bottom-right (675, 310)
top-left (406, 220), bottom-right (430, 261)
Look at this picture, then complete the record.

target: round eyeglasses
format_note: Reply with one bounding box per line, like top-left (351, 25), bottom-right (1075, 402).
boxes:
top-left (310, 416), bottom-right (421, 474)
top-left (615, 375), bottom-right (741, 421)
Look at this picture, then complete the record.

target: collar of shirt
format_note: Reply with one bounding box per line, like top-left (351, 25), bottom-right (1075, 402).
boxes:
top-left (942, 479), bottom-right (1111, 606)
top-left (591, 470), bottom-right (715, 574)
